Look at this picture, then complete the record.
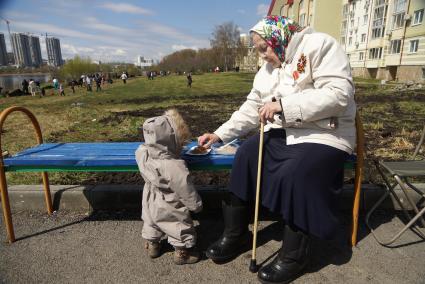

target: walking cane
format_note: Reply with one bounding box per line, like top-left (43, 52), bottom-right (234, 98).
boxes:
top-left (249, 121), bottom-right (264, 273)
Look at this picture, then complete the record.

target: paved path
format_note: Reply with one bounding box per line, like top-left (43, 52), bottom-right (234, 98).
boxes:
top-left (1, 210), bottom-right (424, 283)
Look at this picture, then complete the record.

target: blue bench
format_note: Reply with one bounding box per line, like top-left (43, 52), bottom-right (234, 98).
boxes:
top-left (0, 106), bottom-right (364, 246)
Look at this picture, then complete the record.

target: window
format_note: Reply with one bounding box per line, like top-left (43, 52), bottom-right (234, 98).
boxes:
top-left (363, 14), bottom-right (368, 25)
top-left (347, 53), bottom-right (351, 60)
top-left (392, 13), bottom-right (405, 29)
top-left (299, 13), bottom-right (306, 26)
top-left (392, 0), bottom-right (406, 29)
top-left (372, 1), bottom-right (387, 39)
top-left (364, 0), bottom-right (370, 13)
top-left (341, 20), bottom-right (347, 34)
top-left (369, 47), bottom-right (382, 59)
top-left (372, 27), bottom-right (385, 38)
top-left (359, 52), bottom-right (364, 60)
top-left (389, 40), bottom-right (401, 54)
top-left (422, 68), bottom-right (425, 79)
top-left (299, 0), bottom-right (304, 9)
top-left (394, 0), bottom-right (407, 14)
top-left (341, 37), bottom-right (346, 45)
top-left (413, 9), bottom-right (424, 25)
top-left (351, 19), bottom-right (355, 27)
top-left (343, 4), bottom-right (349, 18)
top-left (361, 33), bottom-right (366, 42)
top-left (349, 37), bottom-right (352, 45)
top-left (409, 40), bottom-right (419, 53)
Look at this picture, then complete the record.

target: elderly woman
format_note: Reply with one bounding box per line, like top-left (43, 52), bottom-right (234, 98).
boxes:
top-left (198, 16), bottom-right (356, 283)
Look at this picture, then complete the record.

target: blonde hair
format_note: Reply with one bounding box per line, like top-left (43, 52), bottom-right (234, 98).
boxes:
top-left (164, 109), bottom-right (191, 147)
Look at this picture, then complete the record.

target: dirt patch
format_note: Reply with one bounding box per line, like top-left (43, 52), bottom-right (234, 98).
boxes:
top-left (356, 89), bottom-right (425, 104)
top-left (98, 93), bottom-right (245, 136)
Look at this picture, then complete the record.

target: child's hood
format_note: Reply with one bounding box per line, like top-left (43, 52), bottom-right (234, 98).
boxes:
top-left (142, 115), bottom-right (179, 155)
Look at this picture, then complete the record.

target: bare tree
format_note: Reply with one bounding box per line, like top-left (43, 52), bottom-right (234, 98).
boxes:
top-left (210, 22), bottom-right (243, 71)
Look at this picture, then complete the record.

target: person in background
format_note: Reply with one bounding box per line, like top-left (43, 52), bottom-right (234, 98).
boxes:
top-left (71, 80), bottom-right (76, 94)
top-left (28, 79), bottom-right (36, 97)
top-left (121, 72), bottom-right (128, 84)
top-left (86, 76), bottom-right (92, 92)
top-left (187, 72), bottom-right (193, 88)
top-left (198, 16), bottom-right (356, 283)
top-left (95, 76), bottom-right (102, 92)
top-left (59, 83), bottom-right (65, 96)
top-left (21, 79), bottom-right (29, 94)
top-left (52, 77), bottom-right (59, 91)
top-left (135, 109), bottom-right (202, 265)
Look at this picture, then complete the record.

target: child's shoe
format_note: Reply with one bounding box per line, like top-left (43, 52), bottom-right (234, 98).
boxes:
top-left (173, 247), bottom-right (200, 265)
top-left (144, 240), bottom-right (161, 258)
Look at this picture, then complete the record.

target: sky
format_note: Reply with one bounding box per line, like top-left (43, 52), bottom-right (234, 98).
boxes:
top-left (0, 0), bottom-right (270, 63)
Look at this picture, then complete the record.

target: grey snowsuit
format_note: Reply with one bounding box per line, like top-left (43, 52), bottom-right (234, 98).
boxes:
top-left (135, 115), bottom-right (202, 248)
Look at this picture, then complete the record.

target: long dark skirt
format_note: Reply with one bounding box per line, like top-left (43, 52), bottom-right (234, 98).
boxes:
top-left (230, 129), bottom-right (349, 241)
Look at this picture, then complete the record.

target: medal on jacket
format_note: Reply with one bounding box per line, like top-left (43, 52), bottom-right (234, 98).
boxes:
top-left (293, 53), bottom-right (307, 82)
top-left (296, 54), bottom-right (307, 73)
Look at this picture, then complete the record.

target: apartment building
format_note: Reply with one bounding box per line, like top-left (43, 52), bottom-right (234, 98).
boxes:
top-left (268, 0), bottom-right (344, 42)
top-left (343, 0), bottom-right (425, 82)
top-left (11, 33), bottom-right (32, 67)
top-left (0, 33), bottom-right (8, 66)
top-left (135, 56), bottom-right (154, 68)
top-left (46, 37), bottom-right (63, 67)
top-left (266, 0), bottom-right (425, 81)
top-left (29, 36), bottom-right (42, 67)
top-left (236, 33), bottom-right (258, 72)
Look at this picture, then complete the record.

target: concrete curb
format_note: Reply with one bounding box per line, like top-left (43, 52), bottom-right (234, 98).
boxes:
top-left (3, 183), bottom-right (425, 213)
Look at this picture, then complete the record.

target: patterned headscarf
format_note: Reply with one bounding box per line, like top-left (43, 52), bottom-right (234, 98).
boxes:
top-left (250, 16), bottom-right (303, 62)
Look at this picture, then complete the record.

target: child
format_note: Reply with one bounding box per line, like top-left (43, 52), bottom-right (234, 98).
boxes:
top-left (135, 109), bottom-right (202, 265)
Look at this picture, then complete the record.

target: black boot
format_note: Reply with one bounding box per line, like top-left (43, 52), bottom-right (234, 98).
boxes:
top-left (258, 224), bottom-right (310, 284)
top-left (206, 197), bottom-right (250, 262)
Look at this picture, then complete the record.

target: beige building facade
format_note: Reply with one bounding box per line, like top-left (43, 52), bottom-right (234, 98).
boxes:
top-left (267, 0), bottom-right (425, 82)
top-left (268, 0), bottom-right (344, 43)
top-left (342, 0), bottom-right (425, 82)
top-left (237, 33), bottom-right (258, 72)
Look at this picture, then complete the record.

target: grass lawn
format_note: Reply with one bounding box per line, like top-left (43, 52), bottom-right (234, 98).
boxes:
top-left (1, 72), bottom-right (424, 185)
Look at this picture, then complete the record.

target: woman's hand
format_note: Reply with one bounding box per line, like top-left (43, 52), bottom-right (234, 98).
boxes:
top-left (259, 101), bottom-right (282, 123)
top-left (198, 133), bottom-right (221, 149)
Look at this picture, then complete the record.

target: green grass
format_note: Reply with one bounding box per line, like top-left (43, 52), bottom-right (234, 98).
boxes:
top-left (1, 72), bottom-right (424, 185)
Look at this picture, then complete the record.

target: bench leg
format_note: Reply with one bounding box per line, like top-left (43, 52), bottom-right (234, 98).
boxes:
top-left (42, 172), bottom-right (53, 214)
top-left (0, 165), bottom-right (15, 243)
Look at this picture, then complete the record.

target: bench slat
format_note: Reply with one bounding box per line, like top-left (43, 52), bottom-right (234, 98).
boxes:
top-left (3, 142), bottom-right (356, 172)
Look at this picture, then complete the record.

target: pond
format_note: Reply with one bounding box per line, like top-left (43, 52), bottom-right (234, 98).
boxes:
top-left (0, 74), bottom-right (51, 91)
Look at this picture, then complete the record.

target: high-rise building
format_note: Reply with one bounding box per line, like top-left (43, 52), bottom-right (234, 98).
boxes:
top-left (46, 37), bottom-right (63, 67)
top-left (266, 0), bottom-right (425, 82)
top-left (341, 0), bottom-right (425, 82)
top-left (29, 36), bottom-right (42, 67)
top-left (0, 33), bottom-right (8, 66)
top-left (11, 33), bottom-right (31, 67)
